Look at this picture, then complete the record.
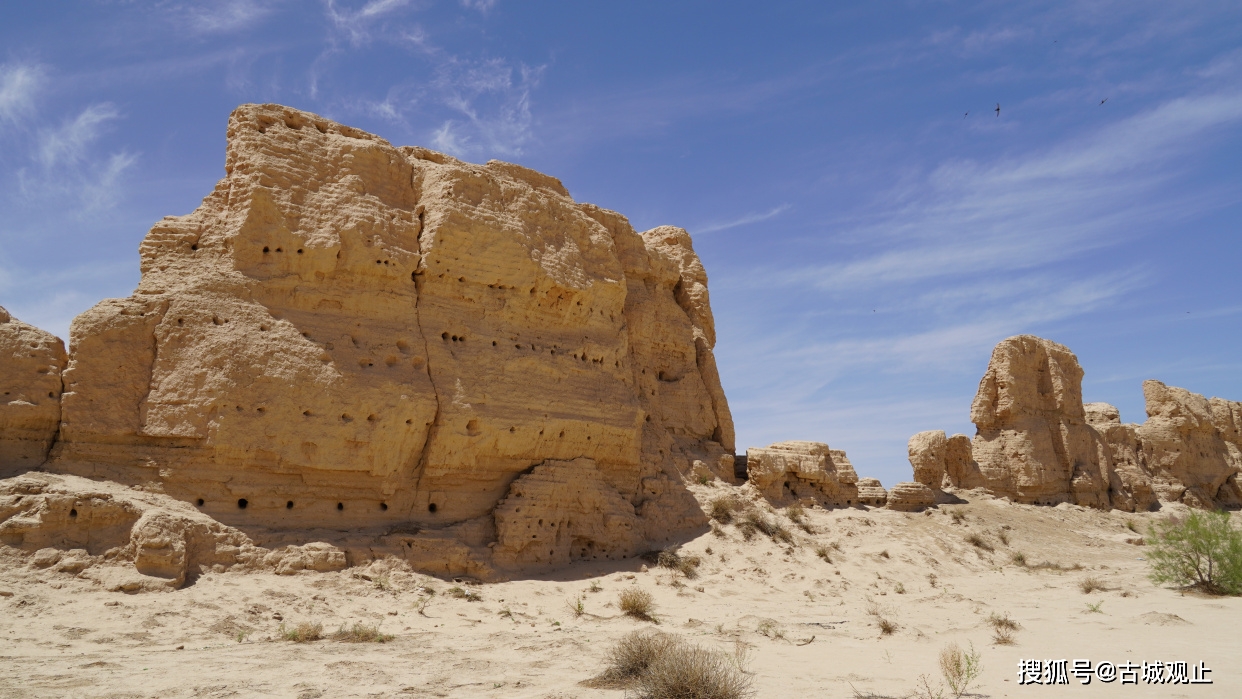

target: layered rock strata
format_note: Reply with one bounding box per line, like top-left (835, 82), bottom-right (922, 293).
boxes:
top-left (744, 441), bottom-right (860, 505)
top-left (910, 334), bottom-right (1242, 511)
top-left (13, 103), bottom-right (735, 577)
top-left (885, 482), bottom-right (935, 511)
top-left (0, 307), bottom-right (66, 478)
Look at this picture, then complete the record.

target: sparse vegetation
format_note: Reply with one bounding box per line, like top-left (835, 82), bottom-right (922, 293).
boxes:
top-left (588, 580), bottom-right (603, 593)
top-left (585, 630), bottom-right (753, 699)
top-left (1010, 551), bottom-right (1027, 566)
top-left (756, 618), bottom-right (785, 641)
top-left (568, 595), bottom-right (586, 618)
top-left (280, 621), bottom-right (323, 643)
top-left (965, 533), bottom-right (994, 552)
top-left (1079, 576), bottom-right (1105, 593)
top-left (1085, 601), bottom-right (1104, 614)
top-left (986, 612), bottom-right (1020, 632)
top-left (657, 547), bottom-right (703, 579)
top-left (447, 585), bottom-right (482, 602)
top-left (708, 496), bottom-right (744, 524)
top-left (738, 509), bottom-right (794, 544)
top-left (1125, 520), bottom-right (1139, 533)
top-left (996, 529), bottom-right (1009, 546)
top-left (950, 511), bottom-right (966, 524)
top-left (1146, 510), bottom-right (1242, 595)
top-left (894, 582), bottom-right (906, 594)
top-left (878, 618), bottom-right (896, 635)
top-left (927, 573), bottom-right (938, 588)
top-left (992, 628), bottom-right (1015, 645)
top-left (939, 642), bottom-right (983, 697)
top-left (333, 623), bottom-right (392, 643)
top-left (619, 587), bottom-right (657, 621)
top-left (815, 545), bottom-right (832, 563)
top-left (867, 602), bottom-right (896, 635)
top-left (785, 503), bottom-right (816, 533)
top-left (879, 550), bottom-right (890, 559)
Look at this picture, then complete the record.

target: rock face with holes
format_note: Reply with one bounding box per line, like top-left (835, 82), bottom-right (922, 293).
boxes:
top-left (744, 441), bottom-right (860, 506)
top-left (36, 103), bottom-right (731, 576)
top-left (0, 307), bottom-right (66, 478)
top-left (908, 335), bottom-right (1242, 512)
top-left (855, 477), bottom-right (887, 506)
top-left (884, 481), bottom-right (935, 511)
top-left (968, 335), bottom-right (1111, 508)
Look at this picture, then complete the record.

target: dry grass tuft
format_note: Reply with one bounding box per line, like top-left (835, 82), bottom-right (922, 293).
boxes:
top-left (657, 547), bottom-right (703, 579)
top-left (878, 618), bottom-right (897, 635)
top-left (986, 612), bottom-right (1020, 632)
top-left (446, 585), bottom-right (482, 602)
top-left (814, 545), bottom-right (832, 563)
top-left (708, 496), bottom-right (745, 524)
top-left (738, 509), bottom-right (793, 544)
top-left (584, 630), bottom-right (753, 698)
top-left (619, 587), bottom-right (657, 621)
top-left (280, 621), bottom-right (323, 643)
top-left (879, 549), bottom-right (890, 559)
top-left (332, 623), bottom-right (392, 643)
top-left (950, 510), bottom-right (967, 524)
top-left (992, 627), bottom-right (1016, 645)
top-left (965, 533), bottom-right (994, 552)
top-left (756, 618), bottom-right (785, 641)
top-left (1010, 551), bottom-right (1027, 566)
top-left (1079, 576), bottom-right (1106, 593)
top-left (939, 642), bottom-right (983, 697)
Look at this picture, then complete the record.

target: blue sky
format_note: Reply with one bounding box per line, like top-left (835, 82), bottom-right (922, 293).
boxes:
top-left (1, 1), bottom-right (1240, 486)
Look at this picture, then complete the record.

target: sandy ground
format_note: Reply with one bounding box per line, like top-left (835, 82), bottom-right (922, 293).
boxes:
top-left (1, 488), bottom-right (1238, 698)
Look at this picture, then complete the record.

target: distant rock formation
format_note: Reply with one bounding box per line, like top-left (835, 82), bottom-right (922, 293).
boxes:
top-left (0, 307), bottom-right (66, 478)
top-left (1, 104), bottom-right (738, 578)
top-left (885, 482), bottom-right (935, 511)
top-left (855, 477), bottom-right (888, 506)
top-left (907, 334), bottom-right (1242, 511)
top-left (744, 441), bottom-right (860, 506)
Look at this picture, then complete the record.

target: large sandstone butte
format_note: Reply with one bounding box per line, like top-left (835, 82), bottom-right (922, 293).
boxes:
top-left (908, 334), bottom-right (1242, 511)
top-left (3, 103), bottom-right (737, 579)
top-left (0, 306), bottom-right (66, 478)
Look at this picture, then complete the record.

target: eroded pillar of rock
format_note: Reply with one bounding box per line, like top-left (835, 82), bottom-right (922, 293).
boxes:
top-left (0, 307), bottom-right (66, 478)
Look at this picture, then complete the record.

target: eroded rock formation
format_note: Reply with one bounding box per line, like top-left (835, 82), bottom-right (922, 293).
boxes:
top-left (885, 482), bottom-right (935, 511)
top-left (744, 441), bottom-right (860, 505)
top-left (908, 334), bottom-right (1242, 511)
top-left (0, 307), bottom-right (66, 478)
top-left (4, 103), bottom-right (736, 578)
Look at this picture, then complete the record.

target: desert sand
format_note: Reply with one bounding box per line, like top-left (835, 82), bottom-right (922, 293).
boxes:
top-left (2, 489), bottom-right (1237, 698)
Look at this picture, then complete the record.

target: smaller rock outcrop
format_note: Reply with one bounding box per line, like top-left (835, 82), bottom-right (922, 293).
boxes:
top-left (0, 472), bottom-right (345, 591)
top-left (885, 482), bottom-right (935, 511)
top-left (745, 441), bottom-right (859, 506)
top-left (907, 430), bottom-right (947, 488)
top-left (855, 478), bottom-right (888, 506)
top-left (0, 308), bottom-right (66, 477)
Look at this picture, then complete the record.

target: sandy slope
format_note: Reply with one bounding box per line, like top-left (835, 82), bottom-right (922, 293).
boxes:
top-left (1, 487), bottom-right (1238, 698)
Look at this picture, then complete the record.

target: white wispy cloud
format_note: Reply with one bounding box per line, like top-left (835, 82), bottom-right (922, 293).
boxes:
top-left (181, 0), bottom-right (275, 33)
top-left (430, 59), bottom-right (543, 158)
top-left (17, 103), bottom-right (137, 213)
top-left (696, 204), bottom-right (790, 234)
top-left (0, 62), bottom-right (44, 125)
top-left (325, 0), bottom-right (413, 46)
top-left (459, 0), bottom-right (496, 13)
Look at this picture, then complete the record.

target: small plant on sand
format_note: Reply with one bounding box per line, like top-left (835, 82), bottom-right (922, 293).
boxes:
top-left (588, 580), bottom-right (603, 593)
top-left (815, 545), bottom-right (833, 563)
top-left (1085, 601), bottom-right (1104, 614)
top-left (786, 503), bottom-right (806, 522)
top-left (950, 510), bottom-right (966, 525)
top-left (756, 618), bottom-right (786, 641)
top-left (992, 627), bottom-right (1015, 645)
top-left (1079, 576), bottom-right (1105, 593)
top-left (894, 582), bottom-right (906, 594)
top-left (619, 587), bottom-right (657, 621)
top-left (656, 547), bottom-right (703, 579)
top-left (986, 612), bottom-right (1020, 632)
top-left (939, 642), bottom-right (983, 698)
top-left (1125, 519), bottom-right (1139, 533)
top-left (568, 595), bottom-right (586, 618)
top-left (280, 621), bottom-right (323, 643)
top-left (927, 572), bottom-right (938, 588)
top-left (447, 585), bottom-right (482, 602)
top-left (1010, 551), bottom-right (1027, 566)
top-left (235, 630), bottom-right (251, 643)
top-left (1146, 510), bottom-right (1242, 595)
top-left (878, 618), bottom-right (896, 635)
top-left (586, 630), bottom-right (752, 698)
top-left (965, 533), bottom-right (994, 552)
top-left (879, 549), bottom-right (890, 559)
top-left (697, 474), bottom-right (711, 485)
top-left (738, 509), bottom-right (794, 544)
top-left (708, 496), bottom-right (744, 524)
top-left (996, 529), bottom-right (1010, 546)
top-left (333, 623), bottom-right (392, 643)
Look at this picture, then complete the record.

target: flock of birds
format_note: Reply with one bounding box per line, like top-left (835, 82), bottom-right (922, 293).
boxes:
top-left (964, 97), bottom-right (1108, 120)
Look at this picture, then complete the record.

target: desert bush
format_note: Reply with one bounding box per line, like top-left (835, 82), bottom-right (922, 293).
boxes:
top-left (708, 496), bottom-right (744, 524)
top-left (939, 642), bottom-right (982, 697)
top-left (280, 621), bottom-right (323, 643)
top-left (965, 533), bottom-right (993, 552)
top-left (1079, 576), bottom-right (1105, 593)
top-left (568, 595), bottom-right (586, 618)
top-left (986, 612), bottom-right (1019, 631)
top-left (878, 618), bottom-right (896, 635)
top-left (786, 503), bottom-right (805, 522)
top-left (447, 585), bottom-right (482, 601)
top-left (755, 618), bottom-right (785, 640)
top-left (586, 631), bottom-right (753, 698)
top-left (333, 623), bottom-right (392, 643)
top-left (657, 547), bottom-right (703, 579)
top-left (879, 550), bottom-right (890, 559)
top-left (635, 642), bottom-right (753, 699)
top-left (992, 628), bottom-right (1015, 645)
top-left (814, 545), bottom-right (832, 563)
top-left (619, 587), bottom-right (657, 621)
top-left (950, 511), bottom-right (966, 524)
top-left (1009, 551), bottom-right (1027, 566)
top-left (1146, 510), bottom-right (1242, 595)
top-left (996, 529), bottom-right (1009, 546)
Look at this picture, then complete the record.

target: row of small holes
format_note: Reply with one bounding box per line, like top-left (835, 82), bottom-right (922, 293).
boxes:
top-left (192, 499), bottom-right (394, 511)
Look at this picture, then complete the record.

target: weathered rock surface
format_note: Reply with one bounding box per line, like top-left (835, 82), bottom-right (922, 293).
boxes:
top-left (855, 477), bottom-right (887, 506)
top-left (0, 307), bottom-right (66, 478)
top-left (745, 441), bottom-right (859, 505)
top-left (0, 472), bottom-right (345, 590)
top-left (885, 482), bottom-right (935, 511)
top-left (910, 335), bottom-right (1242, 512)
top-left (21, 103), bottom-right (732, 576)
top-left (969, 335), bottom-right (1110, 507)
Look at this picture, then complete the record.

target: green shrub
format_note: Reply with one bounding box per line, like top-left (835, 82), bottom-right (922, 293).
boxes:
top-left (1146, 511), bottom-right (1242, 595)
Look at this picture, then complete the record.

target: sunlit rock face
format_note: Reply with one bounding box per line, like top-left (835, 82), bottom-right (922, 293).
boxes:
top-left (39, 104), bottom-right (733, 576)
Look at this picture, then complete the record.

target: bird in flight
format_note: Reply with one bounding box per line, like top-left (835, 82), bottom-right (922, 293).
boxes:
top-left (1099, 98), bottom-right (1108, 105)
top-left (963, 112), bottom-right (968, 118)
top-left (995, 103), bottom-right (1001, 117)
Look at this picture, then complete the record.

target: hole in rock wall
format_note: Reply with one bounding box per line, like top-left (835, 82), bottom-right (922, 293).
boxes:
top-left (286, 501), bottom-right (294, 509)
top-left (238, 499), bottom-right (248, 509)
top-left (297, 249), bottom-right (303, 254)
top-left (337, 502), bottom-right (344, 510)
top-left (428, 503), bottom-right (437, 513)
top-left (196, 499), bottom-right (204, 506)
top-left (190, 244), bottom-right (198, 250)
top-left (263, 247), bottom-right (270, 253)
top-left (380, 503), bottom-right (388, 511)
top-left (69, 509), bottom-right (77, 518)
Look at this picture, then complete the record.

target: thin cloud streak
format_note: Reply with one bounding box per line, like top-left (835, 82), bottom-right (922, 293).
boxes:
top-left (696, 204), bottom-right (790, 234)
top-left (0, 62), bottom-right (44, 125)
